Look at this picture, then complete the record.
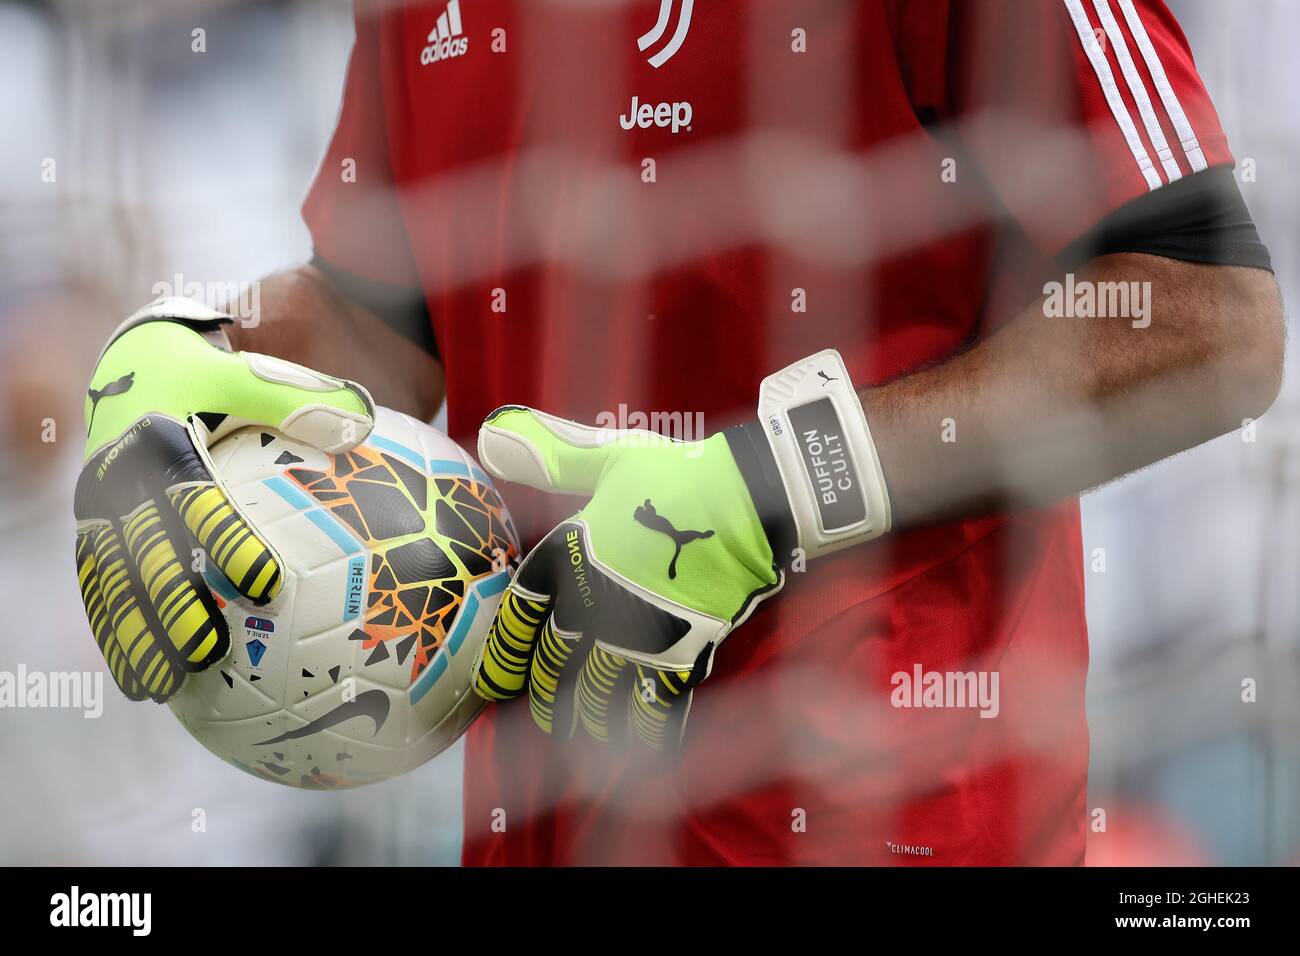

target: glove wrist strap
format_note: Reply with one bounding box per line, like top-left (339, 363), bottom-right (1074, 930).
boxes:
top-left (753, 349), bottom-right (891, 560)
top-left (723, 420), bottom-right (799, 567)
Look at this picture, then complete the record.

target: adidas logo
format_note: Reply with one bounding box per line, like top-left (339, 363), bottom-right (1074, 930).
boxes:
top-left (421, 0), bottom-right (469, 66)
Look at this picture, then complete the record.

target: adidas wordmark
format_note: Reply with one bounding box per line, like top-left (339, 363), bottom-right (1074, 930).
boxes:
top-left (421, 0), bottom-right (469, 66)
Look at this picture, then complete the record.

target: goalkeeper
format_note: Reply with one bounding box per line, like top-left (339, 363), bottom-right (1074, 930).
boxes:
top-left (76, 0), bottom-right (1282, 865)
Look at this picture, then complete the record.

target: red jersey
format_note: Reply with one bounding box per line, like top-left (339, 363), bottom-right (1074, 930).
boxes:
top-left (303, 0), bottom-right (1233, 864)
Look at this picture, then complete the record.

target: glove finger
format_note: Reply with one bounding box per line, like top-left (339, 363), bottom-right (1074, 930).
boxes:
top-left (478, 406), bottom-right (634, 495)
top-left (576, 642), bottom-right (635, 744)
top-left (85, 321), bottom-right (373, 456)
top-left (530, 615), bottom-right (587, 739)
top-left (233, 351), bottom-right (374, 453)
top-left (473, 578), bottom-right (552, 703)
top-left (89, 522), bottom-right (184, 702)
top-left (121, 499), bottom-right (230, 672)
top-left (168, 479), bottom-right (282, 604)
top-left (473, 525), bottom-right (569, 705)
top-left (629, 662), bottom-right (701, 751)
top-left (76, 527), bottom-right (146, 701)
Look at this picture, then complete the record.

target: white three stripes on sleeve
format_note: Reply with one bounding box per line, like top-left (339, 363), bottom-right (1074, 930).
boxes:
top-left (1114, 0), bottom-right (1208, 173)
top-left (1062, 0), bottom-right (1208, 191)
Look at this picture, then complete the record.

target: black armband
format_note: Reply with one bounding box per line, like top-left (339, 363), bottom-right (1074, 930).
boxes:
top-left (311, 252), bottom-right (438, 358)
top-left (1058, 165), bottom-right (1272, 273)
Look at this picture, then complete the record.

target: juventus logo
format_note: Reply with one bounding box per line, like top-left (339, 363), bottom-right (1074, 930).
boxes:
top-left (638, 0), bottom-right (694, 68)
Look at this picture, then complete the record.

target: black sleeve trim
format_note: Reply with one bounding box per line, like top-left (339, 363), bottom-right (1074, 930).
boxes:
top-left (310, 252), bottom-right (438, 358)
top-left (1057, 166), bottom-right (1272, 273)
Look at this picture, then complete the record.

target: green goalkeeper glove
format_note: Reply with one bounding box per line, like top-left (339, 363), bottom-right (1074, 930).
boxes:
top-left (74, 298), bottom-right (373, 702)
top-left (470, 349), bottom-right (890, 749)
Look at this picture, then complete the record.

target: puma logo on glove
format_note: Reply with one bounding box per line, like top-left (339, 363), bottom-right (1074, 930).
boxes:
top-left (86, 372), bottom-right (135, 434)
top-left (633, 499), bottom-right (714, 579)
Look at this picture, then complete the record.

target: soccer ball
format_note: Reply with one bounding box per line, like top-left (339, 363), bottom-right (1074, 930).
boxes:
top-left (168, 407), bottom-right (518, 789)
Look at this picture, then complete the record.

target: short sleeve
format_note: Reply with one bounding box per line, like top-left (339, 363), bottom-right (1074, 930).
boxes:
top-left (301, 5), bottom-right (422, 288)
top-left (893, 0), bottom-right (1236, 256)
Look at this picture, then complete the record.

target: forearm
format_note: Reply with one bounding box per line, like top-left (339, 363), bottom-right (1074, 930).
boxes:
top-left (864, 254), bottom-right (1284, 527)
top-left (225, 264), bottom-right (444, 420)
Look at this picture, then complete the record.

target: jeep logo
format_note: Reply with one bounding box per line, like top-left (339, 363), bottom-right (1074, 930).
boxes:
top-left (619, 95), bottom-right (693, 134)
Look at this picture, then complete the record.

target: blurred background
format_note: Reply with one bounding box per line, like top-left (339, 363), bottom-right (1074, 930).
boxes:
top-left (0, 0), bottom-right (1296, 865)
